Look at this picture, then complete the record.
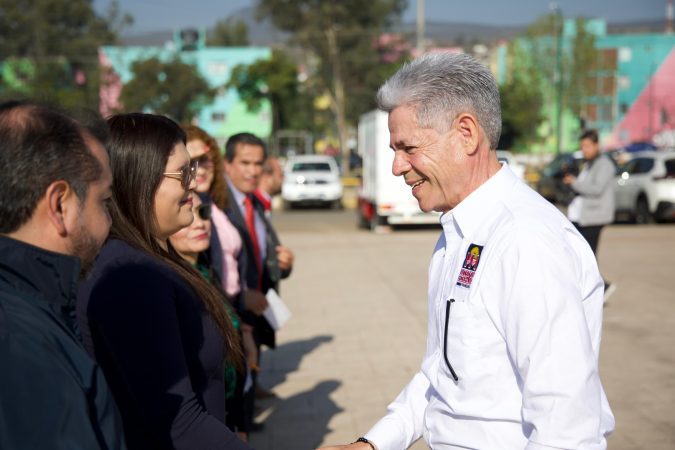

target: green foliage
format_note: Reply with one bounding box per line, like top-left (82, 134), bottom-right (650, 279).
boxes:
top-left (120, 57), bottom-right (216, 123)
top-left (499, 42), bottom-right (545, 150)
top-left (208, 19), bottom-right (250, 46)
top-left (227, 49), bottom-right (311, 131)
top-left (523, 13), bottom-right (598, 117)
top-left (256, 0), bottom-right (407, 172)
top-left (0, 0), bottom-right (131, 108)
top-left (257, 0), bottom-right (406, 124)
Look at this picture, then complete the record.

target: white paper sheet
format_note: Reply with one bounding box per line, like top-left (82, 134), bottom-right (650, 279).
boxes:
top-left (263, 289), bottom-right (291, 331)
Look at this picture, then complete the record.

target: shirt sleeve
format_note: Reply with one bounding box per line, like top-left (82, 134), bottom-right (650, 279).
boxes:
top-left (571, 157), bottom-right (615, 197)
top-left (363, 372), bottom-right (430, 450)
top-left (0, 334), bottom-right (124, 450)
top-left (86, 262), bottom-right (251, 450)
top-left (484, 226), bottom-right (610, 449)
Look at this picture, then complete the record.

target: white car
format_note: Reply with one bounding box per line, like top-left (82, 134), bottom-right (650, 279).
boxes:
top-left (496, 150), bottom-right (526, 180)
top-left (614, 150), bottom-right (675, 223)
top-left (281, 155), bottom-right (343, 208)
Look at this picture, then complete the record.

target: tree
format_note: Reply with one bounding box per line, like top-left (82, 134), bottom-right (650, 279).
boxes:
top-left (227, 49), bottom-right (312, 133)
top-left (120, 57), bottom-right (216, 123)
top-left (0, 0), bottom-right (131, 108)
top-left (499, 42), bottom-right (545, 151)
top-left (208, 19), bottom-right (250, 46)
top-left (522, 14), bottom-right (599, 149)
top-left (256, 0), bottom-right (407, 173)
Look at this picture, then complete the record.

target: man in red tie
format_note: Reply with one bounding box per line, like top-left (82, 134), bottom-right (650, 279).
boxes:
top-left (223, 133), bottom-right (294, 407)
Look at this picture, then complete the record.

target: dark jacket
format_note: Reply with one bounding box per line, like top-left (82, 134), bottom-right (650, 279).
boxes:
top-left (224, 186), bottom-right (291, 349)
top-left (77, 239), bottom-right (252, 450)
top-left (0, 236), bottom-right (125, 450)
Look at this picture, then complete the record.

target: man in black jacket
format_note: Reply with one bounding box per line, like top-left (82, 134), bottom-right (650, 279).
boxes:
top-left (224, 133), bottom-right (294, 419)
top-left (0, 101), bottom-right (125, 449)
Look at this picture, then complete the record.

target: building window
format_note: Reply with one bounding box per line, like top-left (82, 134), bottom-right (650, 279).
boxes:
top-left (618, 47), bottom-right (632, 63)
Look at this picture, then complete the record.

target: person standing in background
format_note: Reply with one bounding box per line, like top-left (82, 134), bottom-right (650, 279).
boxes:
top-left (254, 156), bottom-right (284, 218)
top-left (563, 129), bottom-right (617, 302)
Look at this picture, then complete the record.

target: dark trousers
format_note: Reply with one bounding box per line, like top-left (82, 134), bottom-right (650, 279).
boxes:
top-left (572, 223), bottom-right (604, 255)
top-left (573, 223), bottom-right (608, 285)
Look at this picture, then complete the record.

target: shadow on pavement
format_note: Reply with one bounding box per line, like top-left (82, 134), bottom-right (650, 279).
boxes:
top-left (250, 380), bottom-right (343, 450)
top-left (259, 335), bottom-right (333, 390)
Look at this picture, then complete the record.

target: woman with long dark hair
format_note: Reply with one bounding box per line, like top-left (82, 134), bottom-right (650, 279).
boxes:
top-left (76, 113), bottom-right (252, 450)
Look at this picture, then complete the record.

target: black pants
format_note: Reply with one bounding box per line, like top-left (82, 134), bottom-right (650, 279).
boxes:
top-left (572, 223), bottom-right (604, 255)
top-left (573, 223), bottom-right (609, 286)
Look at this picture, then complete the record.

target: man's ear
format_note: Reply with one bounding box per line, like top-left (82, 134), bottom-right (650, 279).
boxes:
top-left (45, 181), bottom-right (76, 237)
top-left (455, 113), bottom-right (480, 156)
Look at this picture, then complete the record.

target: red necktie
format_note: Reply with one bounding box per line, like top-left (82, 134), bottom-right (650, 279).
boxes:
top-left (244, 196), bottom-right (263, 286)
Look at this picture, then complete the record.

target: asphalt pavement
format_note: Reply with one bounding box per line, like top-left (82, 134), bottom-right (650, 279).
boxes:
top-left (248, 208), bottom-right (675, 450)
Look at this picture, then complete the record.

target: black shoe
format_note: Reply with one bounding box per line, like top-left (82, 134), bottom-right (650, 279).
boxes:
top-left (249, 421), bottom-right (265, 433)
top-left (255, 386), bottom-right (277, 399)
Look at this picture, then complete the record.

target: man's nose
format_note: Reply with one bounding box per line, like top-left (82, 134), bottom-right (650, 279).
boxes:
top-left (392, 152), bottom-right (410, 177)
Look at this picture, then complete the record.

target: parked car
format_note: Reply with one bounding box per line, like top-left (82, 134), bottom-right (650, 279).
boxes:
top-left (496, 150), bottom-right (526, 180)
top-left (536, 151), bottom-right (585, 204)
top-left (614, 150), bottom-right (675, 223)
top-left (281, 155), bottom-right (343, 209)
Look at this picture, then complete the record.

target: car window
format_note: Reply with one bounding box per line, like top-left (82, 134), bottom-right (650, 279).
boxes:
top-left (665, 159), bottom-right (675, 177)
top-left (291, 162), bottom-right (332, 172)
top-left (633, 158), bottom-right (655, 174)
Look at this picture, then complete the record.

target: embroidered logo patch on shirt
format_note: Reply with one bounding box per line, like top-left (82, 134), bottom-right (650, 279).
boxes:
top-left (456, 244), bottom-right (484, 288)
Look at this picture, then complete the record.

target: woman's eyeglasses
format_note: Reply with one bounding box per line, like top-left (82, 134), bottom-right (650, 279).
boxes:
top-left (163, 160), bottom-right (198, 190)
top-left (196, 204), bottom-right (211, 221)
top-left (194, 153), bottom-right (213, 169)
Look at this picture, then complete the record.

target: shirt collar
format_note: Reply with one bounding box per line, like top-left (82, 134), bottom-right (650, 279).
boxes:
top-left (441, 162), bottom-right (518, 239)
top-left (226, 177), bottom-right (247, 207)
top-left (0, 235), bottom-right (81, 307)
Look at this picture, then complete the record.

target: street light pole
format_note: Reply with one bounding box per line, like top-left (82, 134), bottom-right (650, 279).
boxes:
top-left (416, 0), bottom-right (426, 55)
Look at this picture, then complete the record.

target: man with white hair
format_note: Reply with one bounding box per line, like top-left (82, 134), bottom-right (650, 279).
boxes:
top-left (321, 53), bottom-right (614, 450)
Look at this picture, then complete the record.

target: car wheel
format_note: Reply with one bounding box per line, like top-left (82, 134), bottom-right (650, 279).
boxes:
top-left (283, 200), bottom-right (294, 210)
top-left (331, 199), bottom-right (343, 210)
top-left (634, 196), bottom-right (653, 224)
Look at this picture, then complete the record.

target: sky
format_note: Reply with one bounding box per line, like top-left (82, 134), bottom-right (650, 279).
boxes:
top-left (93, 0), bottom-right (670, 35)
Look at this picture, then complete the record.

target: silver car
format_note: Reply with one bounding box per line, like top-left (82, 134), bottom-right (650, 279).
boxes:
top-left (614, 150), bottom-right (675, 223)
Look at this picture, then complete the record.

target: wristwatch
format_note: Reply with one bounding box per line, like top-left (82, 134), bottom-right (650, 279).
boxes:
top-left (353, 437), bottom-right (376, 450)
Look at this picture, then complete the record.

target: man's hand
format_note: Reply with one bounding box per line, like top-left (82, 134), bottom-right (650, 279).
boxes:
top-left (244, 289), bottom-right (268, 315)
top-left (276, 245), bottom-right (294, 271)
top-left (240, 323), bottom-right (258, 370)
top-left (562, 174), bottom-right (576, 185)
top-left (317, 443), bottom-right (372, 450)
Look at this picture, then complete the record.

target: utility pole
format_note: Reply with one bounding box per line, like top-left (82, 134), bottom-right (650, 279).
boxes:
top-left (416, 0), bottom-right (426, 55)
top-left (552, 4), bottom-right (564, 154)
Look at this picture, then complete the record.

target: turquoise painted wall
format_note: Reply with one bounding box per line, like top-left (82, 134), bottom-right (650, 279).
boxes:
top-left (100, 45), bottom-right (272, 142)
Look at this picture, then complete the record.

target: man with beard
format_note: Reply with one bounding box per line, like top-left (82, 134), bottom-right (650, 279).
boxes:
top-left (0, 100), bottom-right (125, 449)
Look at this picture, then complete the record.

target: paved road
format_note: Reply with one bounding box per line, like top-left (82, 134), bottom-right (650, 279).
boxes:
top-left (249, 208), bottom-right (675, 450)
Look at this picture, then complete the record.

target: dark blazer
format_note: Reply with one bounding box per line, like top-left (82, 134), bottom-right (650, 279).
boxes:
top-left (0, 236), bottom-right (125, 450)
top-left (77, 239), bottom-right (251, 450)
top-left (224, 185), bottom-right (291, 349)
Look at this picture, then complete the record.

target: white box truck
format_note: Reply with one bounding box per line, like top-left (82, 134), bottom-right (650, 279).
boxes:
top-left (357, 109), bottom-right (440, 229)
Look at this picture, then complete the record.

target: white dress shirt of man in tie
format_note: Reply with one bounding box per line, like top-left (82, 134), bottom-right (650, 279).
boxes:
top-left (223, 135), bottom-right (294, 316)
top-left (320, 53), bottom-right (614, 450)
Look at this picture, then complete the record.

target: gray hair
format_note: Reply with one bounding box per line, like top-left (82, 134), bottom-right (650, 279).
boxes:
top-left (376, 52), bottom-right (502, 149)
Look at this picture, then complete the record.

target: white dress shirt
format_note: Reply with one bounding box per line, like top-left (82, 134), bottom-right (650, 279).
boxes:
top-left (365, 164), bottom-right (614, 449)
